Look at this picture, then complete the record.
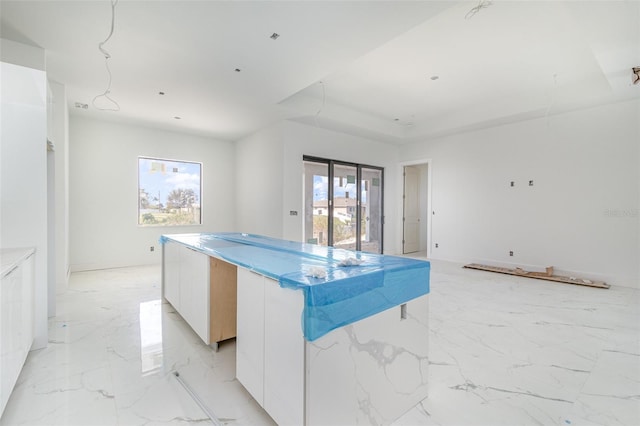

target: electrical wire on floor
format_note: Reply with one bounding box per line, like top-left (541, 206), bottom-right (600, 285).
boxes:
top-left (93, 0), bottom-right (121, 111)
top-left (172, 371), bottom-right (223, 426)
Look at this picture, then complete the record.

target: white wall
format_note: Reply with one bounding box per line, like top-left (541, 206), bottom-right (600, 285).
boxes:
top-left (400, 99), bottom-right (640, 288)
top-left (417, 164), bottom-right (429, 252)
top-left (0, 60), bottom-right (49, 349)
top-left (48, 80), bottom-right (70, 295)
top-left (69, 116), bottom-right (236, 271)
top-left (235, 123), bottom-right (285, 237)
top-left (235, 120), bottom-right (400, 250)
top-left (46, 145), bottom-right (55, 316)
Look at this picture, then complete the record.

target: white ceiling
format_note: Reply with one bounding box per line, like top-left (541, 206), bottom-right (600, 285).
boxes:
top-left (1, 0), bottom-right (639, 144)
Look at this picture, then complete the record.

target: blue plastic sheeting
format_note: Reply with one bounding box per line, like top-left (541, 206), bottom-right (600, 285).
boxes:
top-left (160, 233), bottom-right (430, 341)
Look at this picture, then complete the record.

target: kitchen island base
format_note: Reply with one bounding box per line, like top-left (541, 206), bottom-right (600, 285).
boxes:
top-left (161, 233), bottom-right (430, 426)
top-left (236, 267), bottom-right (429, 426)
top-left (305, 294), bottom-right (429, 425)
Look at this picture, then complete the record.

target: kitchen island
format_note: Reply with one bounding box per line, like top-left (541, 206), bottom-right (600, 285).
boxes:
top-left (161, 232), bottom-right (430, 425)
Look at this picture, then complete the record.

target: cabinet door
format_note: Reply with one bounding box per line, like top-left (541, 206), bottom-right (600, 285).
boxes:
top-left (21, 253), bottom-right (34, 354)
top-left (0, 270), bottom-right (13, 414)
top-left (236, 268), bottom-right (265, 405)
top-left (0, 266), bottom-right (21, 415)
top-left (0, 273), bottom-right (3, 412)
top-left (264, 279), bottom-right (305, 426)
top-left (163, 242), bottom-right (181, 308)
top-left (180, 247), bottom-right (210, 344)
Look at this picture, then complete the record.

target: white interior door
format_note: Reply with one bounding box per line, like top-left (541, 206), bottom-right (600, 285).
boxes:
top-left (403, 166), bottom-right (420, 254)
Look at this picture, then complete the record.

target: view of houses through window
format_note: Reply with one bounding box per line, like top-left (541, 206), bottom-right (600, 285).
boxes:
top-left (303, 156), bottom-right (383, 254)
top-left (138, 157), bottom-right (202, 226)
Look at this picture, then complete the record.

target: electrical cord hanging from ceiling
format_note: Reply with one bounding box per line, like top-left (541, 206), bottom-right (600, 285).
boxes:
top-left (93, 0), bottom-right (120, 111)
top-left (465, 0), bottom-right (492, 19)
top-left (314, 81), bottom-right (326, 127)
top-left (545, 73), bottom-right (558, 128)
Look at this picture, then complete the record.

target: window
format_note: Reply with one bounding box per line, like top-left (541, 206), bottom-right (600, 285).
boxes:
top-left (303, 156), bottom-right (384, 253)
top-left (138, 157), bottom-right (202, 226)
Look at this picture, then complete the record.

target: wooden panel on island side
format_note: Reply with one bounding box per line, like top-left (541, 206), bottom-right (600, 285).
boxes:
top-left (210, 257), bottom-right (237, 345)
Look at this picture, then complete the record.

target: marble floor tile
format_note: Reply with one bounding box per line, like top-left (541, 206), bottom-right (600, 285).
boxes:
top-left (394, 259), bottom-right (640, 426)
top-left (1, 260), bottom-right (638, 425)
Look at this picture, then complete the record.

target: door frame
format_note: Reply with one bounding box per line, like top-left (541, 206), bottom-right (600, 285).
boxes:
top-left (398, 159), bottom-right (432, 257)
top-left (303, 155), bottom-right (384, 253)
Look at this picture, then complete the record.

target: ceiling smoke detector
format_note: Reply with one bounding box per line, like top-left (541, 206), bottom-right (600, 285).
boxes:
top-left (632, 67), bottom-right (640, 85)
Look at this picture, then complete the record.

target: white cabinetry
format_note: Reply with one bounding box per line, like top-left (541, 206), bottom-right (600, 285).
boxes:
top-left (263, 278), bottom-right (304, 426)
top-left (163, 241), bottom-right (181, 308)
top-left (235, 268), bottom-right (265, 404)
top-left (0, 249), bottom-right (35, 416)
top-left (179, 246), bottom-right (210, 342)
top-left (162, 243), bottom-right (210, 344)
top-left (236, 267), bottom-right (304, 426)
top-left (163, 241), bottom-right (238, 348)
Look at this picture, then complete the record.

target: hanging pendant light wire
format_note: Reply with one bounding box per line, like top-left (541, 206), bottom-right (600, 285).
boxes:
top-left (465, 0), bottom-right (492, 19)
top-left (314, 80), bottom-right (326, 127)
top-left (93, 0), bottom-right (121, 111)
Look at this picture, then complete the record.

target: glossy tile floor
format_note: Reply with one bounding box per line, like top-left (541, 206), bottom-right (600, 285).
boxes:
top-left (1, 259), bottom-right (638, 425)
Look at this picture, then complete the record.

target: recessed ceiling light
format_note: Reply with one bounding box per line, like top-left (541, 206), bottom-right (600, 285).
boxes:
top-left (270, 33), bottom-right (280, 40)
top-left (174, 116), bottom-right (181, 120)
top-left (430, 75), bottom-right (440, 81)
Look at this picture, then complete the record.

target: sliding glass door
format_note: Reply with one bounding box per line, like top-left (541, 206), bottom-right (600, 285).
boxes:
top-left (303, 156), bottom-right (383, 253)
top-left (304, 161), bottom-right (329, 246)
top-left (332, 164), bottom-right (358, 250)
top-left (360, 167), bottom-right (383, 254)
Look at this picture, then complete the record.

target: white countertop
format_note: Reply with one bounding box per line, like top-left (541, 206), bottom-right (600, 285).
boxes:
top-left (1, 248), bottom-right (35, 278)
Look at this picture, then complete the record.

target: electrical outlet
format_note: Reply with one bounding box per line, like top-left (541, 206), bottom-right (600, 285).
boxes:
top-left (150, 246), bottom-right (155, 252)
top-left (509, 250), bottom-right (513, 256)
top-left (510, 181), bottom-right (515, 187)
top-left (435, 243), bottom-right (439, 248)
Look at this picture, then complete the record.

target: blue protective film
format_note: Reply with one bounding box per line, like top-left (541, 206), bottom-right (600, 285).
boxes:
top-left (160, 233), bottom-right (430, 341)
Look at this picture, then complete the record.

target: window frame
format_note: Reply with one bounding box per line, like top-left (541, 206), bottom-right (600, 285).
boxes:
top-left (137, 156), bottom-right (203, 227)
top-left (303, 155), bottom-right (384, 253)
